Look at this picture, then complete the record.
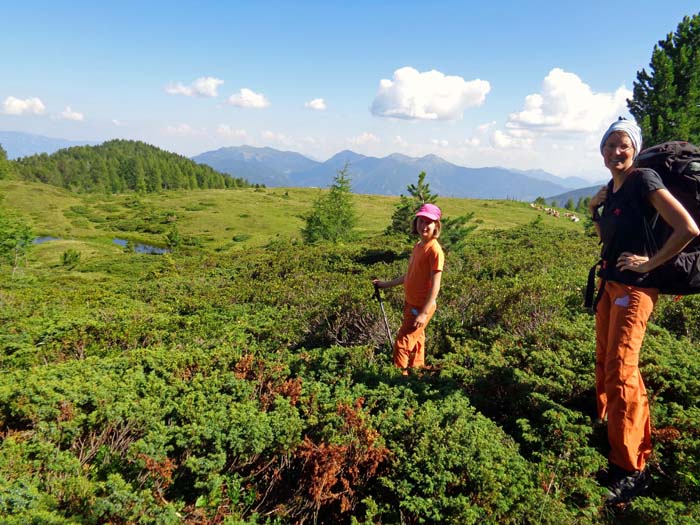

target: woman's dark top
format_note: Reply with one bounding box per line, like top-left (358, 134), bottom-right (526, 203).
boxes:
top-left (598, 169), bottom-right (665, 286)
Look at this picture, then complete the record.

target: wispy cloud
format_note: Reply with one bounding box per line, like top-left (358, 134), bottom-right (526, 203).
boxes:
top-left (305, 98), bottom-right (327, 111)
top-left (371, 66), bottom-right (490, 120)
top-left (261, 130), bottom-right (291, 144)
top-left (393, 135), bottom-right (409, 147)
top-left (163, 123), bottom-right (202, 136)
top-left (477, 121), bottom-right (497, 134)
top-left (228, 88), bottom-right (270, 108)
top-left (165, 76), bottom-right (224, 97)
top-left (217, 124), bottom-right (248, 140)
top-left (490, 129), bottom-right (534, 149)
top-left (55, 106), bottom-right (84, 121)
top-left (349, 132), bottom-right (380, 145)
top-left (2, 96), bottom-right (46, 115)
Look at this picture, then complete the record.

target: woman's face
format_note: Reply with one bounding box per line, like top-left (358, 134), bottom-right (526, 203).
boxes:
top-left (602, 131), bottom-right (635, 174)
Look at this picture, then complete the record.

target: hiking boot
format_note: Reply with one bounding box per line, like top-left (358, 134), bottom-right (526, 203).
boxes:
top-left (605, 465), bottom-right (649, 505)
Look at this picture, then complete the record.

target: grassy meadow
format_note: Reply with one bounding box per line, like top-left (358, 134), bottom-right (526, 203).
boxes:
top-left (2, 179), bottom-right (699, 525)
top-left (1, 179), bottom-right (582, 264)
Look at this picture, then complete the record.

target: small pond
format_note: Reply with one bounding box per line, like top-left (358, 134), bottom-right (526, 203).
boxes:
top-left (31, 236), bottom-right (168, 255)
top-left (112, 238), bottom-right (170, 255)
top-left (33, 236), bottom-right (61, 244)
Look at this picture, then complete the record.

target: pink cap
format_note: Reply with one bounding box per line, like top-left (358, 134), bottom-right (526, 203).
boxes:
top-left (415, 203), bottom-right (441, 221)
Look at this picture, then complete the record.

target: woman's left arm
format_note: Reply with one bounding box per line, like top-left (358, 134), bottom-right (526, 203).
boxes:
top-left (617, 188), bottom-right (700, 273)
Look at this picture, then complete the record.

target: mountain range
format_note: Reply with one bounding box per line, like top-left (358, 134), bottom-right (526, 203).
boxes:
top-left (0, 131), bottom-right (603, 201)
top-left (193, 145), bottom-right (600, 201)
top-left (0, 131), bottom-right (97, 159)
top-left (546, 184), bottom-right (605, 208)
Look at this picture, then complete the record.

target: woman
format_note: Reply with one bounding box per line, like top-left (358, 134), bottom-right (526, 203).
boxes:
top-left (589, 118), bottom-right (699, 505)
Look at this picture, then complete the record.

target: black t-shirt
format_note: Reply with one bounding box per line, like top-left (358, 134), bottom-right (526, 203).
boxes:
top-left (598, 168), bottom-right (665, 286)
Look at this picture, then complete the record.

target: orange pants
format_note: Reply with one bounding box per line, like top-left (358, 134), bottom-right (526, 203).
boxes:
top-left (393, 302), bottom-right (436, 370)
top-left (595, 280), bottom-right (657, 472)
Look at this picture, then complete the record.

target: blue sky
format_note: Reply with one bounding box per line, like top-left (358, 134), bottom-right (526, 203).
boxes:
top-left (2, 1), bottom-right (698, 180)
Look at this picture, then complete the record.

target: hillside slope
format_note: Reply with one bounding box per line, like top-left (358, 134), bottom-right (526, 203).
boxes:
top-left (13, 140), bottom-right (250, 193)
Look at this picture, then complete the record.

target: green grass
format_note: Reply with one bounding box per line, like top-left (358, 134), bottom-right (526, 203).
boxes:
top-left (6, 180), bottom-right (700, 524)
top-left (1, 180), bottom-right (584, 259)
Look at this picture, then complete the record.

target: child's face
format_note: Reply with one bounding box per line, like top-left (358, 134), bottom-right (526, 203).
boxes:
top-left (416, 216), bottom-right (437, 241)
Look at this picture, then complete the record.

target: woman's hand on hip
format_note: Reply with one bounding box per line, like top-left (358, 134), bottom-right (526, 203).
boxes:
top-left (616, 252), bottom-right (650, 273)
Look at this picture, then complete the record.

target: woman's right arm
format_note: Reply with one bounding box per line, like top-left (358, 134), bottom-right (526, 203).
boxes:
top-left (588, 185), bottom-right (607, 240)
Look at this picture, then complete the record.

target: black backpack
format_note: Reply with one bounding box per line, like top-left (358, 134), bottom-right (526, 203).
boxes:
top-left (585, 141), bottom-right (700, 308)
top-left (635, 141), bottom-right (700, 295)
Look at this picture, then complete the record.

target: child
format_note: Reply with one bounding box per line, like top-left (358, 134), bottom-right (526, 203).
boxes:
top-left (373, 203), bottom-right (444, 375)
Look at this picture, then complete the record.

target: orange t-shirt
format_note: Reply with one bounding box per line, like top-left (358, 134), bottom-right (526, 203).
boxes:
top-left (404, 238), bottom-right (444, 306)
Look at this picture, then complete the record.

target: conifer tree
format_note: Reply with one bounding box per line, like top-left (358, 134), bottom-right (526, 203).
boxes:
top-left (301, 165), bottom-right (357, 244)
top-left (385, 171), bottom-right (476, 251)
top-left (628, 13), bottom-right (700, 145)
top-left (0, 144), bottom-right (10, 180)
top-left (0, 209), bottom-right (33, 277)
top-left (386, 171), bottom-right (438, 238)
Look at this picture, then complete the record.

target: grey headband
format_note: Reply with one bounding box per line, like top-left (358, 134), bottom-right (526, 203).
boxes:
top-left (600, 118), bottom-right (643, 159)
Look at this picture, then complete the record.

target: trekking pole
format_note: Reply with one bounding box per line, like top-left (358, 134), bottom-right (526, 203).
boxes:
top-left (373, 283), bottom-right (394, 349)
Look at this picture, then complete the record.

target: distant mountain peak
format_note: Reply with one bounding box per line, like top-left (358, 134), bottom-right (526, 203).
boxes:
top-left (419, 153), bottom-right (448, 163)
top-left (324, 150), bottom-right (369, 166)
top-left (331, 149), bottom-right (366, 159)
top-left (386, 153), bottom-right (413, 161)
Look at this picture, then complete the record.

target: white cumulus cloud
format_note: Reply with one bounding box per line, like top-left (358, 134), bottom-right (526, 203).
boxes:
top-left (464, 137), bottom-right (480, 147)
top-left (56, 106), bottom-right (84, 121)
top-left (490, 68), bottom-right (632, 151)
top-left (305, 98), bottom-right (327, 110)
top-left (2, 96), bottom-right (46, 115)
top-left (165, 76), bottom-right (224, 97)
top-left (217, 125), bottom-right (248, 140)
top-left (371, 66), bottom-right (490, 120)
top-left (431, 139), bottom-right (449, 147)
top-left (506, 68), bottom-right (632, 134)
top-left (228, 88), bottom-right (270, 108)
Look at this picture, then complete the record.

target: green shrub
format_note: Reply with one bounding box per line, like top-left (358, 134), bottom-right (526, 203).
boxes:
top-left (61, 249), bottom-right (81, 269)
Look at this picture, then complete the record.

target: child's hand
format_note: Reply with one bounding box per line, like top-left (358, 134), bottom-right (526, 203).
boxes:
top-left (372, 279), bottom-right (387, 289)
top-left (413, 311), bottom-right (428, 329)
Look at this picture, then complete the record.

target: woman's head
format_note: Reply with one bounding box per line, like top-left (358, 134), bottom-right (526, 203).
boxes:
top-left (600, 118), bottom-right (642, 174)
top-left (412, 203), bottom-right (442, 239)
